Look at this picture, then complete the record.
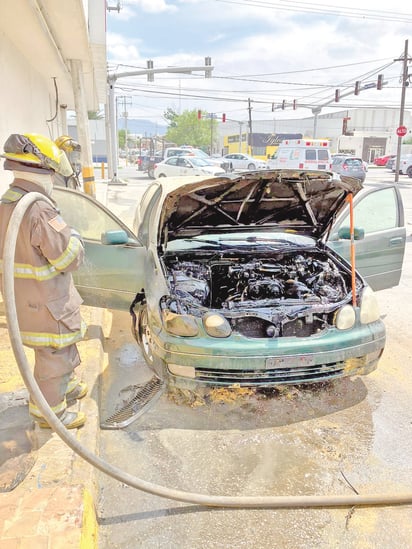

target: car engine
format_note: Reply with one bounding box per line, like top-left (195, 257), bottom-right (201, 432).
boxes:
top-left (162, 249), bottom-right (357, 338)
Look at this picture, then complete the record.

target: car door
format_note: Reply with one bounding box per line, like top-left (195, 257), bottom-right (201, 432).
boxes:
top-left (328, 185), bottom-right (406, 290)
top-left (226, 154), bottom-right (240, 170)
top-left (52, 187), bottom-right (146, 311)
top-left (177, 157), bottom-right (195, 176)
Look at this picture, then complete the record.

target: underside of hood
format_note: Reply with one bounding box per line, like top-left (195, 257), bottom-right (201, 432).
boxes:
top-left (159, 170), bottom-right (362, 246)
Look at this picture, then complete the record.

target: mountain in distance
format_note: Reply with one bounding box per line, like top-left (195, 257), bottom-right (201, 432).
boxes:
top-left (117, 118), bottom-right (167, 136)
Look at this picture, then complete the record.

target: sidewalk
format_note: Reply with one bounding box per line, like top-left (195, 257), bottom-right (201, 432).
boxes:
top-left (0, 295), bottom-right (109, 548)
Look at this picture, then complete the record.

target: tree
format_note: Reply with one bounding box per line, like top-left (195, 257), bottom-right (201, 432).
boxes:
top-left (88, 110), bottom-right (104, 120)
top-left (164, 109), bottom-right (218, 151)
top-left (118, 129), bottom-right (126, 149)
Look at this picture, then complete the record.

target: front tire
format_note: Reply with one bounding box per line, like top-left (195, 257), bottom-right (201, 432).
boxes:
top-left (138, 306), bottom-right (155, 368)
top-left (247, 163), bottom-right (256, 170)
top-left (407, 166), bottom-right (412, 178)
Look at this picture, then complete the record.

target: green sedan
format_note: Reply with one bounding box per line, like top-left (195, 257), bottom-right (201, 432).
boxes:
top-left (53, 169), bottom-right (406, 387)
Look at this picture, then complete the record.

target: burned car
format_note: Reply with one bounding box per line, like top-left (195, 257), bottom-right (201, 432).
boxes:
top-left (53, 170), bottom-right (405, 387)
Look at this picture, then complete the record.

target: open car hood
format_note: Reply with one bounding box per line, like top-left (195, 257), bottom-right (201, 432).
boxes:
top-left (158, 170), bottom-right (362, 246)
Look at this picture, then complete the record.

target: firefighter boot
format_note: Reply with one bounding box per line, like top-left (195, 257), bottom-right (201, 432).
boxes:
top-left (66, 378), bottom-right (88, 405)
top-left (37, 410), bottom-right (86, 429)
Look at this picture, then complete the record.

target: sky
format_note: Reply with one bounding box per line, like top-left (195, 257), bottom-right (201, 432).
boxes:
top-left (106, 0), bottom-right (412, 128)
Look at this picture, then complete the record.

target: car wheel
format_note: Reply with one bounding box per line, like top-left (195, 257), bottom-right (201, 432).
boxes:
top-left (407, 166), bottom-right (412, 178)
top-left (247, 163), bottom-right (256, 170)
top-left (158, 173), bottom-right (166, 178)
top-left (138, 306), bottom-right (155, 367)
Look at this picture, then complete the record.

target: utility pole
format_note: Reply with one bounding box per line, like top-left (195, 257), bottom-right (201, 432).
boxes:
top-left (117, 96), bottom-right (132, 165)
top-left (248, 98), bottom-right (253, 155)
top-left (394, 39), bottom-right (411, 183)
top-left (238, 121), bottom-right (244, 152)
top-left (210, 114), bottom-right (214, 155)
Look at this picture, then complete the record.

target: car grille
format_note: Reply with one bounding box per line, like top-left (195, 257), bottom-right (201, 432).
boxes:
top-left (194, 361), bottom-right (348, 385)
top-left (231, 316), bottom-right (326, 338)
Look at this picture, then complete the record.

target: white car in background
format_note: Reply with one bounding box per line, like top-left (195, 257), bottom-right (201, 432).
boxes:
top-left (223, 153), bottom-right (268, 171)
top-left (399, 154), bottom-right (412, 177)
top-left (154, 156), bottom-right (226, 178)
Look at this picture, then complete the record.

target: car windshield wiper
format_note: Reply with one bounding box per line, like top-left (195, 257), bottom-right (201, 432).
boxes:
top-left (221, 236), bottom-right (308, 249)
top-left (176, 238), bottom-right (250, 252)
top-left (184, 237), bottom-right (221, 246)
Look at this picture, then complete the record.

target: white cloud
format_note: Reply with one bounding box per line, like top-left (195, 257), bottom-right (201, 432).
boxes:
top-left (124, 0), bottom-right (177, 13)
top-left (106, 1), bottom-right (412, 124)
top-left (107, 32), bottom-right (143, 66)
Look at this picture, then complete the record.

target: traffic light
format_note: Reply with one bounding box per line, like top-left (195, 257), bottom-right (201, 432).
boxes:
top-left (205, 56), bottom-right (212, 78)
top-left (222, 113), bottom-right (226, 123)
top-left (197, 110), bottom-right (202, 120)
top-left (342, 116), bottom-right (351, 135)
top-left (335, 89), bottom-right (340, 102)
top-left (377, 74), bottom-right (384, 90)
top-left (354, 81), bottom-right (360, 95)
top-left (147, 59), bottom-right (154, 82)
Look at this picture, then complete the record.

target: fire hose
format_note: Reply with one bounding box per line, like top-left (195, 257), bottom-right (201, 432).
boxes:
top-left (3, 191), bottom-right (412, 509)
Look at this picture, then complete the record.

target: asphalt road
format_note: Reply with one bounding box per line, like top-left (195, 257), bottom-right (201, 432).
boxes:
top-left (96, 167), bottom-right (412, 549)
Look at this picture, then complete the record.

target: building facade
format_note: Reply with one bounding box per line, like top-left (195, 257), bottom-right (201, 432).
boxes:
top-left (218, 108), bottom-right (412, 162)
top-left (0, 0), bottom-right (107, 193)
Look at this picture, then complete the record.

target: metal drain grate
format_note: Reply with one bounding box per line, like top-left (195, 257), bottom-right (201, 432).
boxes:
top-left (100, 376), bottom-right (165, 430)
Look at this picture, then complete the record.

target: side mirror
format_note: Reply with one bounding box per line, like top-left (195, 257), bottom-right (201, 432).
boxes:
top-left (337, 226), bottom-right (365, 241)
top-left (101, 230), bottom-right (129, 245)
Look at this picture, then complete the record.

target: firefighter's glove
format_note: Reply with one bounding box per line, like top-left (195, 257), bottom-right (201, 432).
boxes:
top-left (70, 228), bottom-right (84, 247)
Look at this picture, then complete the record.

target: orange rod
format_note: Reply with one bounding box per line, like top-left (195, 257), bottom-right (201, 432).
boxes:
top-left (347, 193), bottom-right (356, 306)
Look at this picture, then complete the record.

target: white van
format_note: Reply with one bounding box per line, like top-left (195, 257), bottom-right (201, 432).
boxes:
top-left (267, 139), bottom-right (332, 171)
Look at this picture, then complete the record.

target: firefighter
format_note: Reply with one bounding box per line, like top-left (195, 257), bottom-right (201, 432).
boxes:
top-left (0, 133), bottom-right (87, 429)
top-left (54, 135), bottom-right (82, 189)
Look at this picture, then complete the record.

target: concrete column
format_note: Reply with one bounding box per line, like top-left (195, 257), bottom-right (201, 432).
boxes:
top-left (69, 59), bottom-right (96, 197)
top-left (59, 105), bottom-right (68, 135)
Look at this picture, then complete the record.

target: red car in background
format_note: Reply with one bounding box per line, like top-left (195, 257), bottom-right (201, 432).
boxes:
top-left (373, 154), bottom-right (395, 166)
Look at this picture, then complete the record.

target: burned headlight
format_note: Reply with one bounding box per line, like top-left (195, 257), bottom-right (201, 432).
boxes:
top-left (335, 305), bottom-right (356, 330)
top-left (162, 310), bottom-right (198, 337)
top-left (203, 312), bottom-right (232, 338)
top-left (360, 287), bottom-right (380, 324)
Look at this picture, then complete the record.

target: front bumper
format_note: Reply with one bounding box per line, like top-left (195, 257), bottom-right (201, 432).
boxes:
top-left (150, 321), bottom-right (386, 387)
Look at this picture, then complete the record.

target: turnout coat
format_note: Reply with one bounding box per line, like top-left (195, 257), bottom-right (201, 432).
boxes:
top-left (0, 178), bottom-right (86, 348)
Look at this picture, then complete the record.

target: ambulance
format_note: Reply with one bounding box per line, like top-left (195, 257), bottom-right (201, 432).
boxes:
top-left (267, 139), bottom-right (332, 170)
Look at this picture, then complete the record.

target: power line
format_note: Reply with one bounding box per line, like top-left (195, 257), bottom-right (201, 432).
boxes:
top-left (215, 0), bottom-right (412, 23)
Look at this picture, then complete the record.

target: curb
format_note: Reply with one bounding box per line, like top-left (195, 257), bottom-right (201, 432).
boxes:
top-left (0, 303), bottom-right (109, 548)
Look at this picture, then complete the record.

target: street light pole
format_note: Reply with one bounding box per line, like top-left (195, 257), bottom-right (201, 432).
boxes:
top-left (311, 82), bottom-right (378, 138)
top-left (107, 60), bottom-right (214, 184)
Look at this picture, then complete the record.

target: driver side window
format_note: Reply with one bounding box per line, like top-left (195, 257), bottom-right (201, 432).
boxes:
top-left (340, 188), bottom-right (398, 234)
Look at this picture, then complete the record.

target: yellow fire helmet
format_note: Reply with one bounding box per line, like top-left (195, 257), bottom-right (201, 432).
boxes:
top-left (55, 135), bottom-right (81, 153)
top-left (1, 133), bottom-right (73, 176)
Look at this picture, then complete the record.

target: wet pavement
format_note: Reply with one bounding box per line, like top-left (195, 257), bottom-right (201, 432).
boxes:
top-left (95, 171), bottom-right (412, 548)
top-left (1, 169), bottom-right (411, 548)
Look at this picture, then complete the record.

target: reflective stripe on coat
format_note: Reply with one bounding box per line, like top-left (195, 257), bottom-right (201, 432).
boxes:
top-left (0, 178), bottom-right (86, 349)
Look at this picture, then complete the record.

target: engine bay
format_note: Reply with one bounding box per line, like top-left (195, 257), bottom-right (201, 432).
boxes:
top-left (162, 246), bottom-right (360, 338)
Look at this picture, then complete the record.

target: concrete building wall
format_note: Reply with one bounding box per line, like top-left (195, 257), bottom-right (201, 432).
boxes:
top-left (0, 0), bottom-right (107, 194)
top-left (0, 33), bottom-right (59, 190)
